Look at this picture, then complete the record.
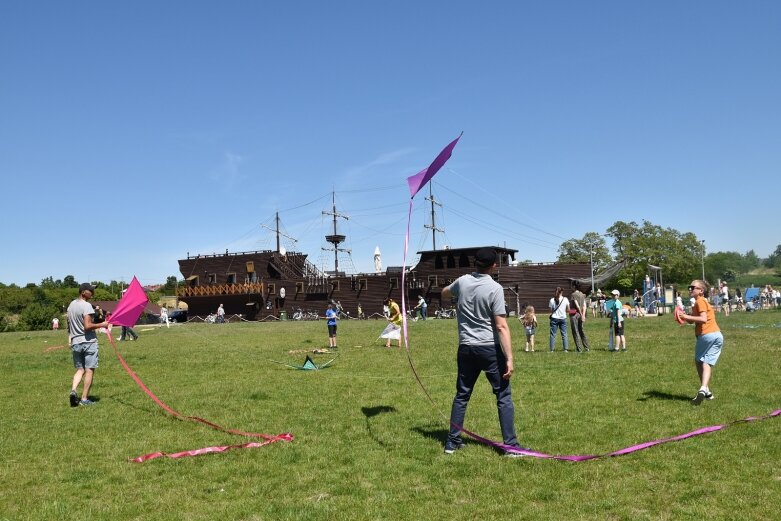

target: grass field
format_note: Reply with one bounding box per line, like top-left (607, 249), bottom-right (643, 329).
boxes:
top-left (1, 310), bottom-right (780, 520)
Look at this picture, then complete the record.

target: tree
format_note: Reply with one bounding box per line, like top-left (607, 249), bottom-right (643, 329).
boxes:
top-left (557, 232), bottom-right (612, 272)
top-left (62, 275), bottom-right (78, 289)
top-left (0, 287), bottom-right (34, 314)
top-left (19, 302), bottom-right (60, 331)
top-left (742, 250), bottom-right (761, 273)
top-left (706, 251), bottom-right (745, 282)
top-left (41, 276), bottom-right (58, 289)
top-left (605, 220), bottom-right (702, 289)
top-left (163, 276), bottom-right (178, 293)
top-left (765, 244), bottom-right (781, 271)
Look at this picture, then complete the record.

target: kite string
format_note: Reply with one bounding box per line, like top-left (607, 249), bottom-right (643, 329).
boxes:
top-left (107, 331), bottom-right (293, 442)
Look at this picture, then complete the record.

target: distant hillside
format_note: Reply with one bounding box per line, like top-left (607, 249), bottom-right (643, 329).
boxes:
top-left (735, 267), bottom-right (781, 289)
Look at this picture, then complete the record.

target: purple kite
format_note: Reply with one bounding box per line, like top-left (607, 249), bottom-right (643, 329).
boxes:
top-left (406, 132), bottom-right (462, 198)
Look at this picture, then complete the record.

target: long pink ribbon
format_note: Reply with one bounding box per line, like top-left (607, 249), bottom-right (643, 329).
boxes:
top-left (399, 198), bottom-right (780, 460)
top-left (131, 439), bottom-right (286, 463)
top-left (107, 332), bottom-right (293, 461)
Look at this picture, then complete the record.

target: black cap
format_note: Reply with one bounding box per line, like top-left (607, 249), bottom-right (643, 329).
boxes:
top-left (474, 248), bottom-right (497, 269)
top-left (79, 282), bottom-right (96, 293)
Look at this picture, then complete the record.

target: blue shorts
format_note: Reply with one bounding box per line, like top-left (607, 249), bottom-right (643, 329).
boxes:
top-left (524, 326), bottom-right (536, 338)
top-left (328, 324), bottom-right (337, 337)
top-left (695, 332), bottom-right (723, 366)
top-left (72, 341), bottom-right (99, 369)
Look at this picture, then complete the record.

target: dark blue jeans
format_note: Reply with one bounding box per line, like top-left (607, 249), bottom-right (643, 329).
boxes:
top-left (447, 344), bottom-right (519, 446)
top-left (549, 317), bottom-right (569, 351)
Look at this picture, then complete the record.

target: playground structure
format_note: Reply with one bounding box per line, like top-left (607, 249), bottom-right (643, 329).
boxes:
top-left (642, 265), bottom-right (666, 314)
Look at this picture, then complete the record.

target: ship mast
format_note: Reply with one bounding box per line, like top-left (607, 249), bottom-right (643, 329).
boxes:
top-left (423, 182), bottom-right (444, 250)
top-left (322, 192), bottom-right (350, 274)
top-left (261, 211), bottom-right (297, 253)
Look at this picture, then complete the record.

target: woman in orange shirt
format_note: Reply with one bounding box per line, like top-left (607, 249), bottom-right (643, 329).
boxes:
top-left (679, 280), bottom-right (724, 405)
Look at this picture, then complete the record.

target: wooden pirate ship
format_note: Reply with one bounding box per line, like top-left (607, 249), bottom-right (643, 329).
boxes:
top-left (176, 194), bottom-right (592, 320)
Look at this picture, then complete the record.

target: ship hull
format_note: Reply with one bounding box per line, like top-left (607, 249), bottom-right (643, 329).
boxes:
top-left (176, 247), bottom-right (591, 321)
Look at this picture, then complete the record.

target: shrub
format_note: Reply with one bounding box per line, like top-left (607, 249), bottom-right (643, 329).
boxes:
top-left (19, 303), bottom-right (60, 331)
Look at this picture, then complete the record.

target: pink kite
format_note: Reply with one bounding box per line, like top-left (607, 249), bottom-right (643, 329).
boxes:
top-left (108, 276), bottom-right (148, 327)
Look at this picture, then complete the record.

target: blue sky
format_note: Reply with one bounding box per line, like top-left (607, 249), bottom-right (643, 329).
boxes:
top-left (1, 1), bottom-right (779, 286)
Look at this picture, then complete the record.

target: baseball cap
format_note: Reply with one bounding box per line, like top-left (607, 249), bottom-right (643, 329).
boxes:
top-left (611, 289), bottom-right (620, 296)
top-left (474, 247), bottom-right (497, 268)
top-left (79, 282), bottom-right (96, 293)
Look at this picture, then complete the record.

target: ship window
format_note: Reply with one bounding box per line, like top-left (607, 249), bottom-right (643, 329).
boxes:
top-left (459, 253), bottom-right (470, 267)
top-left (435, 254), bottom-right (444, 269)
top-left (331, 280), bottom-right (340, 291)
top-left (447, 254), bottom-right (456, 268)
top-left (186, 275), bottom-right (199, 287)
top-left (227, 273), bottom-right (236, 284)
top-left (207, 273), bottom-right (216, 284)
top-left (390, 278), bottom-right (399, 289)
top-left (296, 282), bottom-right (304, 293)
top-left (359, 279), bottom-right (367, 290)
top-left (428, 275), bottom-right (438, 288)
top-left (246, 261), bottom-right (255, 273)
top-left (267, 283), bottom-right (275, 294)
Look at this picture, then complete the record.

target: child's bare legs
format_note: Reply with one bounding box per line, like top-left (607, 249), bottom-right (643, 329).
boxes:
top-left (695, 360), bottom-right (712, 390)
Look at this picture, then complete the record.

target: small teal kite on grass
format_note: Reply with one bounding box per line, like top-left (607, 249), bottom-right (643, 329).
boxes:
top-left (270, 354), bottom-right (338, 370)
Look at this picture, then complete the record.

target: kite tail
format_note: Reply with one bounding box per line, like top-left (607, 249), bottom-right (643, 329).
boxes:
top-left (106, 332), bottom-right (293, 460)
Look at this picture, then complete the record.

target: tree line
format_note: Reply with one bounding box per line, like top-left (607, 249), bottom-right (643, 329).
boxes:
top-left (556, 220), bottom-right (781, 293)
top-left (2, 220), bottom-right (780, 332)
top-left (0, 276), bottom-right (181, 333)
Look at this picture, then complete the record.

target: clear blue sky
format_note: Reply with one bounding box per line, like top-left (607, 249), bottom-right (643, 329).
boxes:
top-left (1, 1), bottom-right (779, 286)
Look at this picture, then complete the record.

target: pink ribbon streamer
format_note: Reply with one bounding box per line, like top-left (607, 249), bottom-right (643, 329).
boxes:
top-left (107, 332), bottom-right (293, 461)
top-left (399, 172), bottom-right (780, 460)
top-left (131, 438), bottom-right (291, 463)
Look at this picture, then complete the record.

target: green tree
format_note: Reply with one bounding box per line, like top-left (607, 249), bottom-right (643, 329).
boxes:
top-left (765, 244), bottom-right (781, 271)
top-left (19, 302), bottom-right (60, 331)
top-left (0, 287), bottom-right (34, 314)
top-left (163, 276), bottom-right (178, 293)
top-left (62, 275), bottom-right (78, 288)
top-left (0, 311), bottom-right (16, 332)
top-left (741, 250), bottom-right (761, 273)
top-left (557, 232), bottom-right (612, 272)
top-left (706, 251), bottom-right (745, 282)
top-left (605, 220), bottom-right (702, 289)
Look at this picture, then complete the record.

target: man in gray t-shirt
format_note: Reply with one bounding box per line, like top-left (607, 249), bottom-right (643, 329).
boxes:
top-left (67, 283), bottom-right (109, 407)
top-left (441, 247), bottom-right (522, 456)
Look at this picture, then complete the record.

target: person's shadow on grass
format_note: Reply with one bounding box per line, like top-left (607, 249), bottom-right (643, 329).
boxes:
top-left (638, 390), bottom-right (691, 402)
top-left (361, 405), bottom-right (397, 446)
top-left (411, 426), bottom-right (480, 451)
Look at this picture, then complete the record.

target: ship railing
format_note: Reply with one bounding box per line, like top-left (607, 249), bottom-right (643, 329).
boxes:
top-left (177, 282), bottom-right (264, 298)
top-left (269, 252), bottom-right (301, 280)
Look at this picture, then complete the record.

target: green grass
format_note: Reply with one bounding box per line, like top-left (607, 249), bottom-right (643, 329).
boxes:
top-left (1, 311), bottom-right (780, 520)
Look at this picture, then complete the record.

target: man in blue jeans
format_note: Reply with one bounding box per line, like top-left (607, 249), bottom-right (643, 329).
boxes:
top-left (441, 247), bottom-right (524, 457)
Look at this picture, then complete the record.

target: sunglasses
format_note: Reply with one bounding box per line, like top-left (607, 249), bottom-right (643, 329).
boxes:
top-left (688, 285), bottom-right (701, 291)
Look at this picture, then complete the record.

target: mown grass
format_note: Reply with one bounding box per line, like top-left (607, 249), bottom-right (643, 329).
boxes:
top-left (1, 310), bottom-right (780, 520)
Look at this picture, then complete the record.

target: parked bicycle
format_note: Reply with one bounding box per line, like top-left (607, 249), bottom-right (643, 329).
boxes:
top-left (435, 308), bottom-right (456, 319)
top-left (293, 308), bottom-right (320, 320)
